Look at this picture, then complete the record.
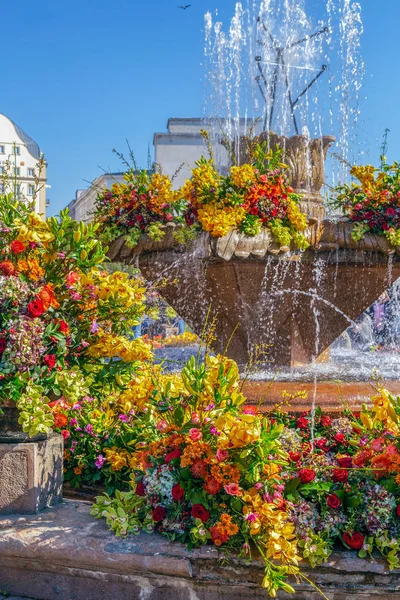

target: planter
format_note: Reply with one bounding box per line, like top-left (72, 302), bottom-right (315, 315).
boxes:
top-left (0, 402), bottom-right (47, 443)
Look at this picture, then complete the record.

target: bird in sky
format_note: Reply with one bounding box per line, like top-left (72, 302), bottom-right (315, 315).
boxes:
top-left (179, 4), bottom-right (192, 9)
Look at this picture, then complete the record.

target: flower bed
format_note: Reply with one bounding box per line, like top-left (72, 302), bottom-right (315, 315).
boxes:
top-left (95, 143), bottom-right (309, 252)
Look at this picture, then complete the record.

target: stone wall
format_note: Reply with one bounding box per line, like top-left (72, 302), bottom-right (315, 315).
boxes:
top-left (0, 501), bottom-right (399, 600)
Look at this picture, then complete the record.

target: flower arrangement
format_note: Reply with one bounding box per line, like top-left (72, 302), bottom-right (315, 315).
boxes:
top-left (274, 388), bottom-right (400, 570)
top-left (91, 354), bottom-right (301, 597)
top-left (0, 194), bottom-right (149, 437)
top-left (93, 143), bottom-right (309, 251)
top-left (181, 142), bottom-right (309, 249)
top-left (94, 170), bottom-right (188, 248)
top-left (331, 160), bottom-right (400, 244)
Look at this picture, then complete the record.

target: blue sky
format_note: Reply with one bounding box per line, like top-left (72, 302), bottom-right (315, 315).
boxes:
top-left (1, 0), bottom-right (400, 215)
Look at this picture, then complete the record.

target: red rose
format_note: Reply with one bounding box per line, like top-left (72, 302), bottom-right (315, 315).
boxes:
top-left (0, 338), bottom-right (7, 354)
top-left (61, 429), bottom-right (70, 440)
top-left (172, 483), bottom-right (185, 502)
top-left (337, 456), bottom-right (352, 469)
top-left (10, 240), bottom-right (26, 254)
top-left (343, 531), bottom-right (364, 550)
top-left (44, 354), bottom-right (56, 369)
top-left (396, 505), bottom-right (400, 517)
top-left (28, 298), bottom-right (45, 317)
top-left (299, 468), bottom-right (316, 484)
top-left (136, 482), bottom-right (146, 496)
top-left (152, 506), bottom-right (166, 522)
top-left (333, 468), bottom-right (348, 483)
top-left (165, 449), bottom-right (182, 463)
top-left (386, 207), bottom-right (396, 217)
top-left (0, 261), bottom-right (16, 276)
top-left (191, 504), bottom-right (210, 522)
top-left (320, 415), bottom-right (332, 427)
top-left (315, 438), bottom-right (330, 452)
top-left (289, 451), bottom-right (301, 463)
top-left (334, 432), bottom-right (346, 444)
top-left (327, 493), bottom-right (341, 509)
top-left (297, 417), bottom-right (309, 429)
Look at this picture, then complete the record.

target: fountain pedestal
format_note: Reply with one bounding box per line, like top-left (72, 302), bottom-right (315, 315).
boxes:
top-left (109, 221), bottom-right (400, 367)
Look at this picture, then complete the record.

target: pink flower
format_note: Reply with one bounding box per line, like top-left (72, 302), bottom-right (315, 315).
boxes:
top-left (95, 455), bottom-right (106, 469)
top-left (224, 483), bottom-right (241, 496)
top-left (387, 444), bottom-right (398, 456)
top-left (189, 428), bottom-right (202, 441)
top-left (245, 512), bottom-right (258, 522)
top-left (61, 430), bottom-right (70, 440)
top-left (216, 448), bottom-right (228, 462)
top-left (191, 412), bottom-right (200, 424)
top-left (156, 419), bottom-right (168, 431)
top-left (371, 437), bottom-right (384, 452)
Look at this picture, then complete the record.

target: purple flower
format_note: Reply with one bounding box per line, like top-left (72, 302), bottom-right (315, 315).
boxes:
top-left (72, 403), bottom-right (81, 410)
top-left (84, 424), bottom-right (93, 434)
top-left (95, 455), bottom-right (106, 469)
top-left (210, 426), bottom-right (221, 436)
top-left (118, 414), bottom-right (129, 423)
top-left (69, 418), bottom-right (78, 427)
top-left (91, 321), bottom-right (99, 334)
top-left (245, 513), bottom-right (259, 522)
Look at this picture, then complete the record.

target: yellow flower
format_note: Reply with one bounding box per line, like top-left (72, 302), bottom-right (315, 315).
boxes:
top-left (197, 204), bottom-right (245, 237)
top-left (287, 200), bottom-right (308, 232)
top-left (104, 447), bottom-right (129, 471)
top-left (15, 212), bottom-right (54, 244)
top-left (230, 165), bottom-right (256, 188)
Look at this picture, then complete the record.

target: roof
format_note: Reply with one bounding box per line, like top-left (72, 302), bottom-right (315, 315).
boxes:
top-left (0, 113), bottom-right (41, 159)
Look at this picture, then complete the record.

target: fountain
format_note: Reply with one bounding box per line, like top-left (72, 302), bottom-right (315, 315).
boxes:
top-left (109, 0), bottom-right (400, 373)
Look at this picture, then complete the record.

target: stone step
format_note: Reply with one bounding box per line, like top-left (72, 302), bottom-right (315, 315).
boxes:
top-left (1, 500), bottom-right (400, 600)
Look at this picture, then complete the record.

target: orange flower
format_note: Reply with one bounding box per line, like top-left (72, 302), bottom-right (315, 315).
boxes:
top-left (39, 284), bottom-right (60, 310)
top-left (74, 466), bottom-right (83, 475)
top-left (53, 413), bottom-right (68, 428)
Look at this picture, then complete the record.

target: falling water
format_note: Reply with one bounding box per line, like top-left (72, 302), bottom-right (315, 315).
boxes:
top-left (204, 0), bottom-right (364, 183)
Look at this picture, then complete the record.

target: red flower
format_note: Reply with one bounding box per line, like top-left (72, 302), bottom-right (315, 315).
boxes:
top-left (327, 493), bottom-right (341, 509)
top-left (152, 506), bottom-right (167, 522)
top-left (299, 468), bottom-right (315, 484)
top-left (10, 240), bottom-right (26, 254)
top-left (61, 429), bottom-right (70, 440)
top-left (191, 504), bottom-right (210, 522)
top-left (66, 271), bottom-right (80, 286)
top-left (164, 449), bottom-right (182, 463)
top-left (386, 207), bottom-right (396, 217)
top-left (343, 532), bottom-right (364, 550)
top-left (334, 432), bottom-right (346, 444)
top-left (204, 478), bottom-right (221, 495)
top-left (59, 320), bottom-right (69, 333)
top-left (0, 261), bottom-right (16, 276)
top-left (332, 468), bottom-right (348, 483)
top-left (28, 297), bottom-right (45, 317)
top-left (337, 456), bottom-right (352, 469)
top-left (396, 505), bottom-right (400, 518)
top-left (136, 482), bottom-right (146, 496)
top-left (297, 417), bottom-right (309, 429)
top-left (320, 415), bottom-right (332, 427)
top-left (44, 354), bottom-right (56, 369)
top-left (0, 338), bottom-right (7, 355)
top-left (315, 438), bottom-right (330, 452)
top-left (289, 451), bottom-right (301, 463)
top-left (172, 483), bottom-right (185, 502)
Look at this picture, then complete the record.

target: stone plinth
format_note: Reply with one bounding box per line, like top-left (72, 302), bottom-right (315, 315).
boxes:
top-left (0, 500), bottom-right (400, 600)
top-left (0, 433), bottom-right (63, 515)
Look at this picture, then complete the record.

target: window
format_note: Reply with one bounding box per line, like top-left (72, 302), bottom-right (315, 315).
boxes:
top-left (14, 167), bottom-right (20, 176)
top-left (15, 184), bottom-right (21, 198)
top-left (13, 146), bottom-right (20, 156)
top-left (0, 167), bottom-right (4, 175)
top-left (28, 168), bottom-right (35, 177)
top-left (0, 183), bottom-right (4, 193)
top-left (27, 185), bottom-right (35, 196)
top-left (0, 145), bottom-right (4, 154)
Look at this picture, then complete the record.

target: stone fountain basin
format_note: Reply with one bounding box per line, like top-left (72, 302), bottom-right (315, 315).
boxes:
top-left (108, 220), bottom-right (400, 367)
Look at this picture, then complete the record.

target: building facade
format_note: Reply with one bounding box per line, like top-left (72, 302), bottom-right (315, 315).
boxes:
top-left (67, 173), bottom-right (125, 223)
top-left (0, 113), bottom-right (48, 215)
